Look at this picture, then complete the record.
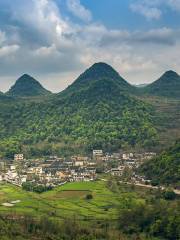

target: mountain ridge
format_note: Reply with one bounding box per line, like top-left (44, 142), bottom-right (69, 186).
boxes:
top-left (0, 63), bottom-right (158, 158)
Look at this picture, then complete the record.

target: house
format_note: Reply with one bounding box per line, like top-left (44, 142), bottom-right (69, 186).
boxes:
top-left (20, 175), bottom-right (27, 183)
top-left (111, 168), bottom-right (123, 176)
top-left (56, 171), bottom-right (68, 180)
top-left (93, 150), bottom-right (103, 158)
top-left (14, 154), bottom-right (24, 161)
top-left (72, 156), bottom-right (87, 167)
top-left (5, 170), bottom-right (18, 181)
top-left (10, 165), bottom-right (16, 171)
top-left (86, 167), bottom-right (96, 174)
top-left (125, 159), bottom-right (136, 165)
top-left (74, 160), bottom-right (84, 167)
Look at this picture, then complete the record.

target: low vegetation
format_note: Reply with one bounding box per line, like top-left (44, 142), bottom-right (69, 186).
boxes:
top-left (0, 180), bottom-right (179, 239)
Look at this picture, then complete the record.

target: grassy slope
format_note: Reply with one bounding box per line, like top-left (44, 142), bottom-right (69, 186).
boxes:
top-left (0, 181), bottom-right (145, 220)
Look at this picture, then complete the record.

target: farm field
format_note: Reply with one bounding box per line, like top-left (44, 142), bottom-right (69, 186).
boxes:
top-left (0, 180), bottom-right (145, 220)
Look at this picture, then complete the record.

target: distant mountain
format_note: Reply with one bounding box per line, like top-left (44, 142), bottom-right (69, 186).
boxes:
top-left (0, 63), bottom-right (157, 158)
top-left (0, 92), bottom-right (14, 101)
top-left (6, 74), bottom-right (51, 97)
top-left (139, 139), bottom-right (180, 187)
top-left (62, 62), bottom-right (135, 95)
top-left (143, 70), bottom-right (180, 98)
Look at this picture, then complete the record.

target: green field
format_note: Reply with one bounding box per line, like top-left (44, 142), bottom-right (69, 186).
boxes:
top-left (0, 181), bottom-right (145, 220)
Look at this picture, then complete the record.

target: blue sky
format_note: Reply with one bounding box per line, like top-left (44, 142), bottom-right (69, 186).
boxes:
top-left (0, 0), bottom-right (180, 92)
top-left (80, 0), bottom-right (180, 30)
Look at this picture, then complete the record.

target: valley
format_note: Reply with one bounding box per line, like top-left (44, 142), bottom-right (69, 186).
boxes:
top-left (0, 63), bottom-right (179, 159)
top-left (0, 62), bottom-right (179, 240)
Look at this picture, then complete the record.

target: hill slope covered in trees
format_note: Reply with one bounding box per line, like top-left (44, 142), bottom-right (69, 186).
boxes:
top-left (142, 70), bottom-right (180, 98)
top-left (139, 139), bottom-right (180, 187)
top-left (6, 74), bottom-right (51, 97)
top-left (0, 63), bottom-right (157, 158)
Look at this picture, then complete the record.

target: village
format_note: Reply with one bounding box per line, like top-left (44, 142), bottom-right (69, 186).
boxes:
top-left (0, 150), bottom-right (156, 190)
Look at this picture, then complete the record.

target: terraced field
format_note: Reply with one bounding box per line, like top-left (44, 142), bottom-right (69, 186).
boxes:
top-left (0, 181), bottom-right (144, 220)
top-left (140, 96), bottom-right (180, 149)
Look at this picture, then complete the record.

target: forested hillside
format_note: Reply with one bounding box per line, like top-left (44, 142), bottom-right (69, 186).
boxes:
top-left (0, 63), bottom-right (180, 158)
top-left (139, 139), bottom-right (180, 187)
top-left (6, 74), bottom-right (51, 97)
top-left (0, 63), bottom-right (157, 158)
top-left (142, 70), bottom-right (180, 98)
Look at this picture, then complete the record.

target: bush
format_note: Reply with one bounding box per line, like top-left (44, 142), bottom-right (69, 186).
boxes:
top-left (163, 190), bottom-right (176, 200)
top-left (86, 194), bottom-right (93, 200)
top-left (151, 179), bottom-right (159, 186)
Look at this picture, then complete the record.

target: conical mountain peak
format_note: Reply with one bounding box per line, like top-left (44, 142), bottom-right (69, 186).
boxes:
top-left (63, 62), bottom-right (134, 95)
top-left (7, 74), bottom-right (51, 97)
top-left (144, 70), bottom-right (180, 98)
top-left (75, 62), bottom-right (124, 84)
top-left (161, 70), bottom-right (179, 79)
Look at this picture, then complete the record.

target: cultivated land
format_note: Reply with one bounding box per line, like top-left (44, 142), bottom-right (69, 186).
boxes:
top-left (139, 96), bottom-right (180, 149)
top-left (0, 181), bottom-right (146, 220)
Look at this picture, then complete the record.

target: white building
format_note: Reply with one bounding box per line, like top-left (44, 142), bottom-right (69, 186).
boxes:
top-left (20, 176), bottom-right (27, 183)
top-left (14, 154), bottom-right (24, 161)
top-left (74, 161), bottom-right (84, 167)
top-left (93, 150), bottom-right (103, 157)
top-left (10, 165), bottom-right (16, 171)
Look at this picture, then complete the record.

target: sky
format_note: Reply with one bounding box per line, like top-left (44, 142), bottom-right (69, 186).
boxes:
top-left (0, 0), bottom-right (180, 92)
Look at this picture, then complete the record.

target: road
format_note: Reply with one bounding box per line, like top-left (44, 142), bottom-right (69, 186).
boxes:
top-left (119, 181), bottom-right (180, 195)
top-left (101, 178), bottom-right (180, 195)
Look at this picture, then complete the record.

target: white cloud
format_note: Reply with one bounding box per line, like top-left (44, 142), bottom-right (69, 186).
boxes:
top-left (0, 0), bottom-right (180, 92)
top-left (167, 0), bottom-right (180, 11)
top-left (66, 0), bottom-right (92, 22)
top-left (130, 2), bottom-right (162, 20)
top-left (0, 31), bottom-right (6, 46)
top-left (0, 45), bottom-right (19, 57)
top-left (130, 0), bottom-right (180, 20)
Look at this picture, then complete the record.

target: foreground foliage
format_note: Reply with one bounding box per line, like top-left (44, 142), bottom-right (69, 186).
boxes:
top-left (0, 179), bottom-right (180, 240)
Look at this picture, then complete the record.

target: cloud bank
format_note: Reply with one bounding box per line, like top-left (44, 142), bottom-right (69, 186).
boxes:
top-left (0, 0), bottom-right (180, 92)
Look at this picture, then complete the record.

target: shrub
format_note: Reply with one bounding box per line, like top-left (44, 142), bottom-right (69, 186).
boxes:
top-left (86, 194), bottom-right (93, 200)
top-left (163, 190), bottom-right (176, 200)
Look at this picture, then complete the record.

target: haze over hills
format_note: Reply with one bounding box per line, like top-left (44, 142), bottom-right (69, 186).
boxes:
top-left (6, 74), bottom-right (51, 97)
top-left (143, 70), bottom-right (180, 98)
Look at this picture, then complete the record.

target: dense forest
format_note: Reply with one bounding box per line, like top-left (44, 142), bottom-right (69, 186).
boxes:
top-left (0, 63), bottom-right (179, 158)
top-left (142, 70), bottom-right (180, 98)
top-left (139, 139), bottom-right (180, 187)
top-left (0, 63), bottom-right (158, 158)
top-left (6, 74), bottom-right (51, 97)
